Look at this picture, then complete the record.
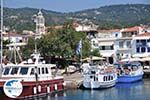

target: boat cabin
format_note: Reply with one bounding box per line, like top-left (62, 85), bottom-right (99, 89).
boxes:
top-left (0, 52), bottom-right (63, 82)
top-left (1, 64), bottom-right (57, 81)
top-left (114, 61), bottom-right (142, 75)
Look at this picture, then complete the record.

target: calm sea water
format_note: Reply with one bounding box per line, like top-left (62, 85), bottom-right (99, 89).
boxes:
top-left (41, 79), bottom-right (150, 100)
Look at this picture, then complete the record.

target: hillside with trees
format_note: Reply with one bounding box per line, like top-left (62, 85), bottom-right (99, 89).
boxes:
top-left (3, 4), bottom-right (150, 32)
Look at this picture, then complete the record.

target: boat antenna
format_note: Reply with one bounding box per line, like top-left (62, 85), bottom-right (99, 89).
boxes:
top-left (0, 0), bottom-right (3, 76)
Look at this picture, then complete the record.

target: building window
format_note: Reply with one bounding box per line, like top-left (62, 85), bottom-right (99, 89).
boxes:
top-left (111, 45), bottom-right (114, 50)
top-left (115, 34), bottom-right (118, 37)
top-left (126, 41), bottom-right (131, 48)
top-left (147, 47), bottom-right (150, 52)
top-left (102, 46), bottom-right (105, 50)
top-left (131, 32), bottom-right (134, 36)
top-left (141, 40), bottom-right (146, 46)
top-left (136, 40), bottom-right (139, 43)
top-left (136, 40), bottom-right (141, 46)
top-left (136, 47), bottom-right (140, 53)
top-left (148, 39), bottom-right (150, 42)
top-left (147, 41), bottom-right (150, 47)
top-left (119, 41), bottom-right (123, 48)
top-left (141, 47), bottom-right (146, 53)
top-left (105, 46), bottom-right (111, 50)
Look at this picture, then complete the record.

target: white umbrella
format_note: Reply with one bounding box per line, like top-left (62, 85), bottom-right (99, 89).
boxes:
top-left (82, 56), bottom-right (105, 61)
top-left (121, 57), bottom-right (142, 62)
top-left (91, 56), bottom-right (105, 60)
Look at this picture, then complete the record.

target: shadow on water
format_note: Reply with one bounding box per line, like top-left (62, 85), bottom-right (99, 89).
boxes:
top-left (40, 79), bottom-right (150, 100)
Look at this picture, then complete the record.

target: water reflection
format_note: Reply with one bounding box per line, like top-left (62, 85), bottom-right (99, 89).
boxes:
top-left (115, 81), bottom-right (144, 100)
top-left (41, 79), bottom-right (150, 100)
top-left (116, 80), bottom-right (143, 88)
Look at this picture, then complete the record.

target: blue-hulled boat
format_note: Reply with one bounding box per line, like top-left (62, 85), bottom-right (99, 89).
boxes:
top-left (114, 61), bottom-right (144, 83)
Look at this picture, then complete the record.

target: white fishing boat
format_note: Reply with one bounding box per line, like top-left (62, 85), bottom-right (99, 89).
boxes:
top-left (82, 61), bottom-right (117, 89)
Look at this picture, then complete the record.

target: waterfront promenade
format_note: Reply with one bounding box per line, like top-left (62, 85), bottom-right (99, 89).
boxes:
top-left (63, 71), bottom-right (83, 89)
top-left (62, 68), bottom-right (150, 89)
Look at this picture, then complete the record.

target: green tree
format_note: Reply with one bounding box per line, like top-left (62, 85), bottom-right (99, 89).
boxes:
top-left (90, 48), bottom-right (101, 57)
top-left (37, 28), bottom-right (91, 59)
top-left (3, 39), bottom-right (11, 56)
top-left (21, 26), bottom-right (91, 69)
top-left (21, 37), bottom-right (35, 60)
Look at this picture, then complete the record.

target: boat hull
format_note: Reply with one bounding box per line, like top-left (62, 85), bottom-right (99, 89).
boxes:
top-left (117, 74), bottom-right (143, 83)
top-left (83, 80), bottom-right (116, 89)
top-left (0, 78), bottom-right (64, 99)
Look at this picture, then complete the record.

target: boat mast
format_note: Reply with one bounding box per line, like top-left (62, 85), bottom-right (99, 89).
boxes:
top-left (0, 0), bottom-right (3, 76)
top-left (34, 35), bottom-right (37, 54)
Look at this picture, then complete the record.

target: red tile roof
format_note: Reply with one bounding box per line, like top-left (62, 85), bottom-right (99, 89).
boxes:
top-left (136, 32), bottom-right (150, 37)
top-left (98, 29), bottom-right (120, 33)
top-left (122, 26), bottom-right (140, 32)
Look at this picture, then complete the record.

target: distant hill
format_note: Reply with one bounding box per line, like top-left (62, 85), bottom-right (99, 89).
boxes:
top-left (3, 4), bottom-right (150, 32)
top-left (70, 4), bottom-right (150, 29)
top-left (3, 7), bottom-right (67, 32)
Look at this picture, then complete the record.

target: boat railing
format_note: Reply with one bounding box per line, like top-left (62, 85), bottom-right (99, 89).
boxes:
top-left (117, 66), bottom-right (143, 76)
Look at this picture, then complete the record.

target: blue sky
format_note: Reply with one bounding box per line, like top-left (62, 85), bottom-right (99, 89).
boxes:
top-left (4, 0), bottom-right (150, 12)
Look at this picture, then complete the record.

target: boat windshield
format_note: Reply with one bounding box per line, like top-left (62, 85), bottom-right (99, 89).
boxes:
top-left (20, 67), bottom-right (29, 75)
top-left (11, 67), bottom-right (19, 75)
top-left (3, 67), bottom-right (10, 75)
top-left (3, 67), bottom-right (29, 75)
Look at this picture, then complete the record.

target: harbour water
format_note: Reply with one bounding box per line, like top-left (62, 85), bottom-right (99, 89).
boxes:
top-left (41, 79), bottom-right (150, 100)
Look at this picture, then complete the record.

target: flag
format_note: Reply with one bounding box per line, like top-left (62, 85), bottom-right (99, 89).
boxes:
top-left (76, 40), bottom-right (82, 55)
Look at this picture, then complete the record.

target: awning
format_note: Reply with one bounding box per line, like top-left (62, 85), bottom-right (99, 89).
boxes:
top-left (121, 58), bottom-right (142, 62)
top-left (82, 56), bottom-right (105, 61)
top-left (133, 36), bottom-right (150, 40)
top-left (99, 42), bottom-right (114, 46)
top-left (101, 52), bottom-right (113, 57)
top-left (141, 57), bottom-right (150, 61)
top-left (132, 53), bottom-right (150, 58)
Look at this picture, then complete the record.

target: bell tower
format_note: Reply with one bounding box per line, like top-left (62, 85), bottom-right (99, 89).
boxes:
top-left (34, 10), bottom-right (45, 36)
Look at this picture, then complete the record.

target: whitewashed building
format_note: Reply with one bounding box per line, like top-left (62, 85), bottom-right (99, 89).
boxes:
top-left (98, 38), bottom-right (116, 64)
top-left (114, 26), bottom-right (144, 61)
top-left (73, 22), bottom-right (98, 39)
top-left (132, 32), bottom-right (150, 57)
top-left (90, 26), bottom-right (146, 63)
top-left (3, 32), bottom-right (32, 51)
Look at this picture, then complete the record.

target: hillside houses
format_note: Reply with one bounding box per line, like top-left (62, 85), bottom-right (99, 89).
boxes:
top-left (90, 26), bottom-right (150, 64)
top-left (2, 31), bottom-right (33, 50)
top-left (2, 10), bottom-right (150, 65)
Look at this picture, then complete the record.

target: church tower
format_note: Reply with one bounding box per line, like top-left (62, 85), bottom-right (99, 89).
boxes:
top-left (34, 10), bottom-right (45, 36)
